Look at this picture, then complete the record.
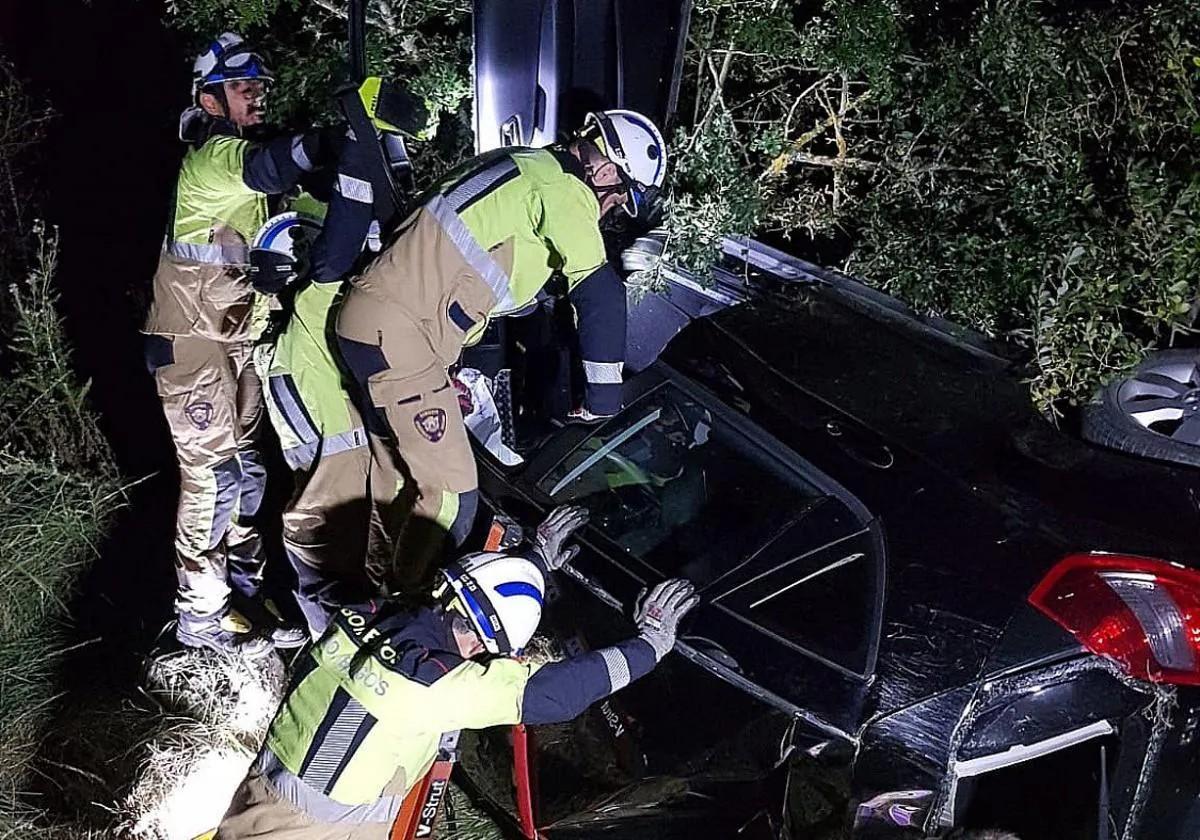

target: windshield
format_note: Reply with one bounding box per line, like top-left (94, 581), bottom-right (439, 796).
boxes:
top-left (536, 384), bottom-right (827, 586)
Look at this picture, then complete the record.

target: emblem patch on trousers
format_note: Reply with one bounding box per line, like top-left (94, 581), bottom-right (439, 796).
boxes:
top-left (414, 408), bottom-right (448, 443)
top-left (185, 401), bottom-right (215, 430)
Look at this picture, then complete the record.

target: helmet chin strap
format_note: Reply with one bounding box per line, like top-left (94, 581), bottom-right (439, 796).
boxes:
top-left (591, 182), bottom-right (628, 213)
top-left (584, 161), bottom-right (630, 215)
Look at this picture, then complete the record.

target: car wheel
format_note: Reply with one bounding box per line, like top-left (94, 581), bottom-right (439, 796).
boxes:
top-left (1082, 349), bottom-right (1200, 468)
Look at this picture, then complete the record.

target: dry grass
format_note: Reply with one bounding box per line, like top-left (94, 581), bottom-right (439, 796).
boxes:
top-left (116, 649), bottom-right (287, 840)
top-left (0, 458), bottom-right (121, 837)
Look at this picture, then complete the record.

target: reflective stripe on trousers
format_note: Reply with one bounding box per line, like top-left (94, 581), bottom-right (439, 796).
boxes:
top-left (282, 427), bottom-right (369, 472)
top-left (255, 748), bottom-right (403, 824)
top-left (166, 238), bottom-right (249, 265)
top-left (150, 335), bottom-right (266, 616)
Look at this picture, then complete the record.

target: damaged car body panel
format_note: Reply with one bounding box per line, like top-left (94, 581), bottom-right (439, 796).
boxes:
top-left (463, 2), bottom-right (1200, 836)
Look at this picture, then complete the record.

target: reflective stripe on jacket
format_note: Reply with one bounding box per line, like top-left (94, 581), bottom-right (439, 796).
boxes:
top-left (171, 135), bottom-right (270, 256)
top-left (258, 282), bottom-right (366, 471)
top-left (435, 147), bottom-right (626, 413)
top-left (146, 125), bottom-right (323, 341)
top-left (265, 605), bottom-right (535, 809)
top-left (438, 147), bottom-right (608, 318)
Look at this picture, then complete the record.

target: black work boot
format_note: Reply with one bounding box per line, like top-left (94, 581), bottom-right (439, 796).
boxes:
top-left (176, 608), bottom-right (274, 659)
top-left (232, 594), bottom-right (309, 650)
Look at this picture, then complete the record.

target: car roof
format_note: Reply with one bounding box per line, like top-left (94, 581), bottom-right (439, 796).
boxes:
top-left (662, 285), bottom-right (1200, 562)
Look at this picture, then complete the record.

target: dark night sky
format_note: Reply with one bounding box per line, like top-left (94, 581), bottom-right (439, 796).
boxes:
top-left (2, 0), bottom-right (188, 478)
top-left (0, 3), bottom-right (247, 665)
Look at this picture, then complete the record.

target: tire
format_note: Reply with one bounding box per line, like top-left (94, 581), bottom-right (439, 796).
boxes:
top-left (1081, 349), bottom-right (1200, 468)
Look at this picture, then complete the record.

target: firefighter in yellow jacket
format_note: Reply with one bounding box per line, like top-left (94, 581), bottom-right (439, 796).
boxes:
top-left (143, 33), bottom-right (324, 656)
top-left (248, 79), bottom-right (426, 639)
top-left (216, 506), bottom-right (698, 839)
top-left (334, 111), bottom-right (668, 572)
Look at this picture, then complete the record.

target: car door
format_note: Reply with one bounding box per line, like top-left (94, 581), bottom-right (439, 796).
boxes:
top-left (494, 367), bottom-right (887, 737)
top-left (473, 0), bottom-right (691, 151)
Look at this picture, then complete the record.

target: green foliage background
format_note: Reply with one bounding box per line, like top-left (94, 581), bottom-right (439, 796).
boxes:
top-left (669, 0), bottom-right (1200, 415)
top-left (0, 62), bottom-right (120, 838)
top-left (168, 0), bottom-right (1200, 413)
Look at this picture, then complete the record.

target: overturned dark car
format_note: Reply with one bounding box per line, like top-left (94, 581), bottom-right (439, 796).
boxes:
top-left (450, 2), bottom-right (1200, 837)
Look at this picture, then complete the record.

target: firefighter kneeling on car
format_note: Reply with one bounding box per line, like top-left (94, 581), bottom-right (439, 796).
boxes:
top-left (215, 504), bottom-right (697, 839)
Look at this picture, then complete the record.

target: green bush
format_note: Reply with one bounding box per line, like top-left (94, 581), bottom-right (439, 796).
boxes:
top-left (671, 0), bottom-right (1200, 415)
top-left (0, 62), bottom-right (120, 838)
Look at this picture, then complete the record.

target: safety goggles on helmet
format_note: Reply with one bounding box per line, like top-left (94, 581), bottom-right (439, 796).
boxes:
top-left (438, 552), bottom-right (545, 656)
top-left (193, 33), bottom-right (273, 97)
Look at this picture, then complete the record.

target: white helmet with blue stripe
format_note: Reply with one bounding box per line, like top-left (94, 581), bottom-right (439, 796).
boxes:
top-left (583, 109), bottom-right (667, 217)
top-left (249, 212), bottom-right (322, 293)
top-left (440, 551), bottom-right (546, 656)
top-left (192, 32), bottom-right (273, 100)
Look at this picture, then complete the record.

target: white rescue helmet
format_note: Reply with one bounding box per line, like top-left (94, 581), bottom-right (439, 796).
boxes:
top-left (250, 212), bottom-right (322, 291)
top-left (192, 32), bottom-right (273, 101)
top-left (440, 551), bottom-right (546, 656)
top-left (583, 109), bottom-right (667, 217)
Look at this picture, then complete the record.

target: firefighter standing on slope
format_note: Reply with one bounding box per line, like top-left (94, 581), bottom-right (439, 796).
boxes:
top-left (334, 110), bottom-right (668, 571)
top-left (143, 32), bottom-right (331, 657)
top-left (249, 79), bottom-right (424, 639)
top-left (215, 504), bottom-right (698, 839)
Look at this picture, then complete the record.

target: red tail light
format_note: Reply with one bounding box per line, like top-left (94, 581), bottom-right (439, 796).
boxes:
top-left (1029, 553), bottom-right (1200, 686)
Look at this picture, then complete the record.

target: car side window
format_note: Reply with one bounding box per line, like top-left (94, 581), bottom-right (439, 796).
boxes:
top-left (537, 380), bottom-right (885, 680)
top-left (536, 384), bottom-right (828, 587)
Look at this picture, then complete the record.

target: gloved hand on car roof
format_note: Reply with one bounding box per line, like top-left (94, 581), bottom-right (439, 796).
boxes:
top-left (533, 504), bottom-right (589, 571)
top-left (635, 578), bottom-right (699, 661)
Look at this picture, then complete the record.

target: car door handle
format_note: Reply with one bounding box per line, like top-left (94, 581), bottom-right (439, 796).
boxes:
top-left (826, 420), bottom-right (894, 470)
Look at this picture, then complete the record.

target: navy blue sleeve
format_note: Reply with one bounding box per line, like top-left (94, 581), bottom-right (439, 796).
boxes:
top-left (568, 261), bottom-right (627, 416)
top-left (243, 131), bottom-right (326, 195)
top-left (520, 637), bottom-right (656, 725)
top-left (308, 190), bottom-right (373, 282)
top-left (307, 130), bottom-right (381, 283)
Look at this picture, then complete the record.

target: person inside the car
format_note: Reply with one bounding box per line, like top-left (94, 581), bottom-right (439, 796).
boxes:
top-left (552, 398), bottom-right (712, 554)
top-left (214, 504), bottom-right (698, 839)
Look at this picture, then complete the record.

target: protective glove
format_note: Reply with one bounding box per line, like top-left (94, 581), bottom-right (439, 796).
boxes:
top-left (633, 184), bottom-right (666, 229)
top-left (533, 504), bottom-right (589, 571)
top-left (634, 578), bottom-right (699, 661)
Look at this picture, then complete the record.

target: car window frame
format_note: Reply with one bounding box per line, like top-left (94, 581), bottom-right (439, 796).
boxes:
top-left (520, 363), bottom-right (888, 680)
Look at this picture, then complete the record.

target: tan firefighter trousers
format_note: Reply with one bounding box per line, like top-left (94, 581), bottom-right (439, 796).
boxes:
top-left (147, 334), bottom-right (267, 618)
top-left (278, 420), bottom-right (407, 638)
top-left (336, 204), bottom-right (499, 581)
top-left (217, 771), bottom-right (393, 840)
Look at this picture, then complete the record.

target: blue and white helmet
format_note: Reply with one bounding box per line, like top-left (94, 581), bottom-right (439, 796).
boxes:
top-left (583, 109), bottom-right (668, 217)
top-left (440, 552), bottom-right (546, 656)
top-left (192, 32), bottom-right (273, 100)
top-left (249, 212), bottom-right (322, 293)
